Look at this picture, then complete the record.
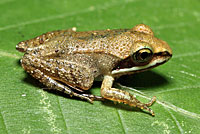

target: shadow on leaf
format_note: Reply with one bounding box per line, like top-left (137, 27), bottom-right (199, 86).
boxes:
top-left (117, 70), bottom-right (170, 90)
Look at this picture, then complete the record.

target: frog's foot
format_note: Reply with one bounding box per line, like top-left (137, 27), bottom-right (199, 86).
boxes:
top-left (133, 96), bottom-right (156, 116)
top-left (101, 75), bottom-right (156, 116)
top-left (145, 96), bottom-right (156, 106)
top-left (102, 87), bottom-right (156, 116)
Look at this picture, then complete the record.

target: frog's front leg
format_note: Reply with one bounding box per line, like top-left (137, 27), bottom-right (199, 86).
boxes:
top-left (101, 75), bottom-right (156, 116)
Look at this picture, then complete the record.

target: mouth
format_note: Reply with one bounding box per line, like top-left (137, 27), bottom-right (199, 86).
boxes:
top-left (111, 54), bottom-right (172, 75)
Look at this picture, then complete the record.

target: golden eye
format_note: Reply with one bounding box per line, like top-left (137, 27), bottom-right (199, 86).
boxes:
top-left (133, 48), bottom-right (153, 63)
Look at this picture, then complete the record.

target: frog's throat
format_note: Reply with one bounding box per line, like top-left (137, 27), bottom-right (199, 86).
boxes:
top-left (111, 58), bottom-right (170, 75)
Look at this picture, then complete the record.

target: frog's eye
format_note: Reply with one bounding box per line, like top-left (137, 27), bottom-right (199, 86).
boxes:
top-left (133, 48), bottom-right (153, 63)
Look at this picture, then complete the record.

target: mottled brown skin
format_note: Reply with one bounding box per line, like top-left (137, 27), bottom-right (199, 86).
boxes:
top-left (16, 24), bottom-right (172, 116)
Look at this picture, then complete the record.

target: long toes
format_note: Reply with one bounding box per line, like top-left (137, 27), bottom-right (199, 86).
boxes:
top-left (143, 106), bottom-right (155, 116)
top-left (85, 97), bottom-right (93, 104)
top-left (145, 96), bottom-right (156, 106)
top-left (81, 94), bottom-right (104, 101)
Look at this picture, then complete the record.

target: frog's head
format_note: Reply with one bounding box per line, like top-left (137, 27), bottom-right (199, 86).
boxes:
top-left (112, 24), bottom-right (172, 76)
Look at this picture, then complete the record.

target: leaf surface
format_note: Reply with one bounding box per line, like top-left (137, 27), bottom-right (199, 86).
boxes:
top-left (0, 0), bottom-right (199, 133)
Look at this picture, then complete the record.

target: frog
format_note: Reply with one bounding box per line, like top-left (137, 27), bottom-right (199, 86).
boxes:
top-left (16, 24), bottom-right (172, 116)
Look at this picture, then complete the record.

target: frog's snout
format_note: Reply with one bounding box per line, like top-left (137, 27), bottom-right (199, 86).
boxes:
top-left (160, 40), bottom-right (173, 56)
top-left (156, 51), bottom-right (172, 62)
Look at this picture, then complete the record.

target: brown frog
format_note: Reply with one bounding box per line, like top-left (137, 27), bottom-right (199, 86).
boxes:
top-left (16, 24), bottom-right (172, 116)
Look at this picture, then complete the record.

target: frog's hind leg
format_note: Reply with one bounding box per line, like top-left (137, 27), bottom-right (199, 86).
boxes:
top-left (22, 63), bottom-right (94, 103)
top-left (16, 28), bottom-right (76, 52)
top-left (20, 53), bottom-right (102, 103)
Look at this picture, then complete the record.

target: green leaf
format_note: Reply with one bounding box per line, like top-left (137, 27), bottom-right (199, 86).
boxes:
top-left (0, 0), bottom-right (200, 133)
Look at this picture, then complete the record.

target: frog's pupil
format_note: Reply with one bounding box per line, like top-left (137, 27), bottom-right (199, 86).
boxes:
top-left (140, 52), bottom-right (149, 60)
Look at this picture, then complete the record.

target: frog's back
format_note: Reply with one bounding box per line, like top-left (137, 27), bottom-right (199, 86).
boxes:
top-left (16, 28), bottom-right (134, 59)
top-left (61, 29), bottom-right (134, 59)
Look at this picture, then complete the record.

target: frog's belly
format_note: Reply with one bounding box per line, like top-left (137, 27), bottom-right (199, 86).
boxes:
top-left (94, 75), bottom-right (104, 81)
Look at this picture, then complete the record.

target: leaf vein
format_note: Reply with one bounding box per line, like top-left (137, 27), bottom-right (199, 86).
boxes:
top-left (116, 110), bottom-right (126, 134)
top-left (0, 0), bottom-right (131, 32)
top-left (154, 85), bottom-right (200, 94)
top-left (0, 111), bottom-right (8, 134)
top-left (57, 97), bottom-right (69, 134)
top-left (166, 108), bottom-right (184, 134)
top-left (173, 51), bottom-right (200, 59)
top-left (0, 50), bottom-right (20, 59)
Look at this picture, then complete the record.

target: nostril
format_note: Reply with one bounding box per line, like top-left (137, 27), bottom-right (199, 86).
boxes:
top-left (155, 51), bottom-right (172, 57)
top-left (162, 51), bottom-right (169, 56)
top-left (16, 41), bottom-right (27, 52)
top-left (163, 51), bottom-right (172, 57)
